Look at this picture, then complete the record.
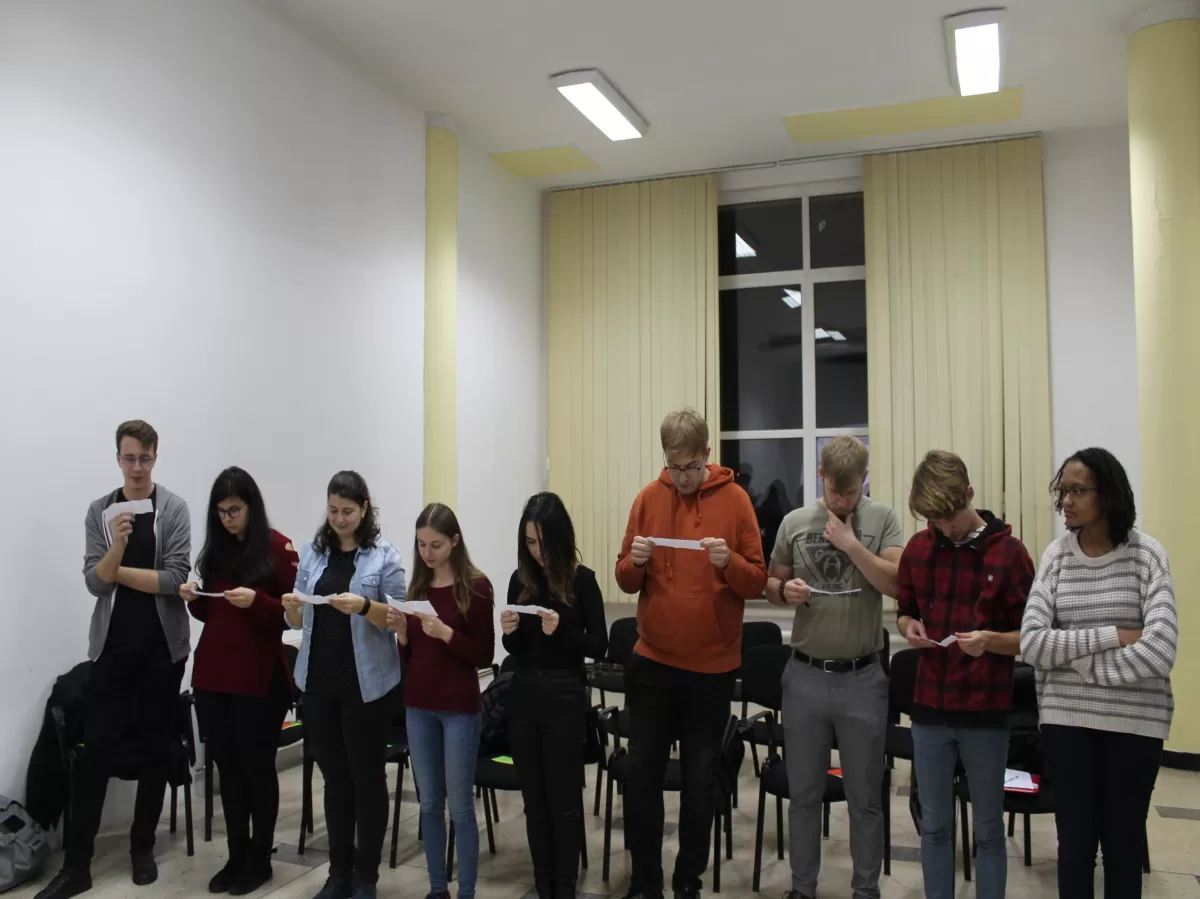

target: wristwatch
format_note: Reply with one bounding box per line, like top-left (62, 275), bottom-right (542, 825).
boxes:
top-left (357, 599), bottom-right (371, 616)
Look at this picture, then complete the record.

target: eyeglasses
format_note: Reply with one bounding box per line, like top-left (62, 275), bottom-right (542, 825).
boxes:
top-left (216, 505), bottom-right (247, 520)
top-left (1056, 486), bottom-right (1096, 501)
top-left (119, 455), bottom-right (155, 468)
top-left (666, 462), bottom-right (705, 477)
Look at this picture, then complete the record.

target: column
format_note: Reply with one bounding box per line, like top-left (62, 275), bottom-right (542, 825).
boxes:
top-left (1127, 2), bottom-right (1200, 756)
top-left (424, 114), bottom-right (458, 507)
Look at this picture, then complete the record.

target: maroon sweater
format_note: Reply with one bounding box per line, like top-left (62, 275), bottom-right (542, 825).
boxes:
top-left (402, 577), bottom-right (495, 714)
top-left (189, 529), bottom-right (298, 698)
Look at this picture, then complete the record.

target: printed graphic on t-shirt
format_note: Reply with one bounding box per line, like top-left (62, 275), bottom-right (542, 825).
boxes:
top-left (795, 529), bottom-right (878, 593)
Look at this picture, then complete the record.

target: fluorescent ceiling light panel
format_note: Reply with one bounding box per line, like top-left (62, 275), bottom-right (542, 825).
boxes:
top-left (550, 69), bottom-right (647, 141)
top-left (735, 234), bottom-right (757, 257)
top-left (782, 289), bottom-right (802, 309)
top-left (944, 10), bottom-right (1005, 96)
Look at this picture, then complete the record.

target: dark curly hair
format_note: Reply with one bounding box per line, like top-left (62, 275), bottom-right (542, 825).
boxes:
top-left (313, 470), bottom-right (380, 552)
top-left (1050, 448), bottom-right (1136, 547)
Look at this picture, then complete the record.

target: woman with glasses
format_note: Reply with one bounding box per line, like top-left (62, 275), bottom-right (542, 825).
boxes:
top-left (282, 471), bottom-right (405, 899)
top-left (180, 467), bottom-right (298, 895)
top-left (499, 493), bottom-right (607, 899)
top-left (1021, 448), bottom-right (1177, 899)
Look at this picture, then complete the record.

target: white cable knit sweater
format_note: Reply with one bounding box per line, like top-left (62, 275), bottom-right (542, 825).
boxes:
top-left (1020, 530), bottom-right (1177, 740)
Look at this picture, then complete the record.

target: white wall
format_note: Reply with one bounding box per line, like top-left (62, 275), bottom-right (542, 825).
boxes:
top-left (1043, 126), bottom-right (1141, 522)
top-left (0, 0), bottom-right (426, 810)
top-left (455, 137), bottom-right (546, 660)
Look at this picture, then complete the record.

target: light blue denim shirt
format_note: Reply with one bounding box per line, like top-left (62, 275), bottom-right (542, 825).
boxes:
top-left (291, 538), bottom-right (405, 703)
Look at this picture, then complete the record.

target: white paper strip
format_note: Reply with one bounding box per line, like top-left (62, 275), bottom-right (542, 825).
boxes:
top-left (504, 604), bottom-right (552, 616)
top-left (103, 498), bottom-right (153, 524)
top-left (937, 635), bottom-right (958, 647)
top-left (649, 538), bottom-right (704, 550)
top-left (296, 593), bottom-right (331, 605)
top-left (386, 597), bottom-right (437, 616)
top-left (193, 591), bottom-right (226, 598)
top-left (808, 588), bottom-right (862, 596)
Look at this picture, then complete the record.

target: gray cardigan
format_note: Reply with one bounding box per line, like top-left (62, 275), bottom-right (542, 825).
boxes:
top-left (83, 484), bottom-right (192, 663)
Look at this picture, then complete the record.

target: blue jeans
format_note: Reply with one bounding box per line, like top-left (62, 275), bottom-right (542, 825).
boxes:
top-left (911, 723), bottom-right (1009, 899)
top-left (407, 707), bottom-right (482, 899)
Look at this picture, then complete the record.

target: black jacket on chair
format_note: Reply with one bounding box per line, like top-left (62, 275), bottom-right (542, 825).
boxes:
top-left (25, 661), bottom-right (93, 830)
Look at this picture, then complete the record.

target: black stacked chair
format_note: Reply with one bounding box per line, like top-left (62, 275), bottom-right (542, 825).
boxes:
top-left (883, 646), bottom-right (919, 874)
top-left (736, 621), bottom-right (785, 777)
top-left (586, 617), bottom-right (639, 706)
top-left (386, 687), bottom-right (412, 868)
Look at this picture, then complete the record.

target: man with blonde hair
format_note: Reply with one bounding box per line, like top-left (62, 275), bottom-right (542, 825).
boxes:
top-left (765, 436), bottom-right (903, 899)
top-left (615, 408), bottom-right (767, 899)
top-left (896, 450), bottom-right (1031, 899)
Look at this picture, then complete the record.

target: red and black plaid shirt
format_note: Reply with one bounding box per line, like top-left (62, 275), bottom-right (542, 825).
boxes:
top-left (896, 512), bottom-right (1033, 718)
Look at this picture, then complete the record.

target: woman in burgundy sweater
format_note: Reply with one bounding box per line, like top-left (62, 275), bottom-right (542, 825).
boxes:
top-left (386, 503), bottom-right (494, 899)
top-left (180, 467), bottom-right (297, 896)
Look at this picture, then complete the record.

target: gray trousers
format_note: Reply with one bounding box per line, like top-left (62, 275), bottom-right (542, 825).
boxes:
top-left (781, 655), bottom-right (889, 899)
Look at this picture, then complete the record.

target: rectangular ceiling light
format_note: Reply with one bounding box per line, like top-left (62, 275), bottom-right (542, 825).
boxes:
top-left (550, 69), bottom-right (647, 141)
top-left (735, 234), bottom-right (757, 257)
top-left (944, 9), bottom-right (1005, 96)
top-left (782, 289), bottom-right (802, 309)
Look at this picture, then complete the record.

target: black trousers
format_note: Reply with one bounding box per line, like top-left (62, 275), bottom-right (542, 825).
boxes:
top-left (1043, 724), bottom-right (1162, 899)
top-left (65, 643), bottom-right (186, 868)
top-left (624, 654), bottom-right (735, 897)
top-left (508, 670), bottom-right (587, 898)
top-left (195, 663), bottom-right (291, 864)
top-left (304, 687), bottom-right (396, 886)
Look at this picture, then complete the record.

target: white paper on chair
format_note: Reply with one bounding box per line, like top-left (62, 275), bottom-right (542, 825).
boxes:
top-left (103, 498), bottom-right (153, 525)
top-left (503, 604), bottom-right (552, 616)
top-left (295, 592), bottom-right (331, 605)
top-left (648, 537), bottom-right (705, 550)
top-left (1003, 769), bottom-right (1036, 792)
top-left (386, 596), bottom-right (437, 615)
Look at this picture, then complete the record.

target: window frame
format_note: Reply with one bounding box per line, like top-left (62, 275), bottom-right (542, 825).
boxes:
top-left (718, 178), bottom-right (868, 506)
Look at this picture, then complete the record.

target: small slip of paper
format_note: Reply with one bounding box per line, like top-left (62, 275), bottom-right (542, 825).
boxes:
top-left (648, 537), bottom-right (705, 550)
top-left (386, 596), bottom-right (437, 616)
top-left (934, 635), bottom-right (958, 647)
top-left (503, 604), bottom-right (552, 616)
top-left (193, 591), bottom-right (226, 598)
top-left (808, 588), bottom-right (862, 596)
top-left (103, 498), bottom-right (153, 525)
top-left (296, 593), bottom-right (332, 605)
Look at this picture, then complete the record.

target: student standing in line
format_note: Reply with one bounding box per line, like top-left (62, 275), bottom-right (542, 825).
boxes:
top-left (37, 421), bottom-right (191, 899)
top-left (1021, 448), bottom-right (1176, 899)
top-left (387, 504), bottom-right (494, 899)
top-left (615, 409), bottom-right (767, 899)
top-left (896, 451), bottom-right (1033, 899)
top-left (500, 493), bottom-right (608, 899)
top-left (180, 467), bottom-right (298, 895)
top-left (282, 471), bottom-right (404, 899)
top-left (765, 437), bottom-right (903, 899)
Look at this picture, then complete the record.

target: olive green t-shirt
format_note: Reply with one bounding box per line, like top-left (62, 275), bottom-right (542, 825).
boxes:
top-left (771, 494), bottom-right (904, 659)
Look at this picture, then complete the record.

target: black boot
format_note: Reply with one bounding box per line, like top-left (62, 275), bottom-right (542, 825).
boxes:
top-left (229, 853), bottom-right (272, 896)
top-left (33, 867), bottom-right (92, 899)
top-left (130, 851), bottom-right (158, 887)
top-left (534, 873), bottom-right (554, 899)
top-left (313, 876), bottom-right (353, 899)
top-left (208, 857), bottom-right (241, 894)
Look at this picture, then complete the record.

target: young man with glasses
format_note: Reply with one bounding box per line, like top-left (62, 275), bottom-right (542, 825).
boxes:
top-left (765, 436), bottom-right (903, 899)
top-left (615, 409), bottom-right (766, 899)
top-left (37, 421), bottom-right (192, 899)
top-left (896, 450), bottom-right (1032, 899)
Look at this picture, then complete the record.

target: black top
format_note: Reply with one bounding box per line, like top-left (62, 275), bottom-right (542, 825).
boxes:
top-left (306, 547), bottom-right (360, 700)
top-left (502, 565), bottom-right (608, 674)
top-left (106, 488), bottom-right (166, 654)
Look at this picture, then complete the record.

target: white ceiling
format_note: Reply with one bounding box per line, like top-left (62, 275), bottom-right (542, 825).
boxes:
top-left (256, 0), bottom-right (1144, 188)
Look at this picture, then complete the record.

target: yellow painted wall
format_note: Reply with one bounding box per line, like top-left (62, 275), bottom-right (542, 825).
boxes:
top-left (1128, 17), bottom-right (1200, 753)
top-left (425, 125), bottom-right (459, 507)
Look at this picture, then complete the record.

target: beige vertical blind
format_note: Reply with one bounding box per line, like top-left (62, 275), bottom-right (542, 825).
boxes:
top-left (864, 137), bottom-right (1054, 559)
top-left (547, 174), bottom-right (719, 605)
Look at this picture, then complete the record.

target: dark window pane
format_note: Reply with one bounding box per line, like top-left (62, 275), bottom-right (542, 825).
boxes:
top-left (814, 280), bottom-right (867, 429)
top-left (809, 192), bottom-right (865, 268)
top-left (723, 438), bottom-right (804, 558)
top-left (720, 285), bottom-right (804, 431)
top-left (718, 200), bottom-right (804, 275)
top-left (816, 435), bottom-right (871, 498)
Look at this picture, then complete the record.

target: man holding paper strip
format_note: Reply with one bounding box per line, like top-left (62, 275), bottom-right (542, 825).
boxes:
top-left (615, 409), bottom-right (766, 899)
top-left (895, 451), bottom-right (1032, 899)
top-left (765, 436), bottom-right (903, 899)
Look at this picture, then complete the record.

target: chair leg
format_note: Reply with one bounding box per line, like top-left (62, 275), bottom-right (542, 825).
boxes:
top-left (725, 806), bottom-right (733, 860)
top-left (390, 762), bottom-right (404, 869)
top-left (960, 796), bottom-right (972, 883)
top-left (776, 795), bottom-right (784, 860)
top-left (753, 780), bottom-right (766, 893)
top-left (580, 818), bottom-right (589, 871)
top-left (1023, 813), bottom-right (1032, 867)
top-left (593, 761), bottom-right (603, 817)
top-left (483, 787), bottom-right (496, 855)
top-left (1008, 810), bottom-right (1016, 838)
top-left (822, 802), bottom-right (830, 838)
top-left (204, 756), bottom-right (213, 843)
top-left (447, 820), bottom-right (455, 880)
top-left (602, 769), bottom-right (615, 883)
top-left (169, 786), bottom-right (177, 834)
top-left (184, 780), bottom-right (195, 857)
top-left (713, 809), bottom-right (721, 894)
top-left (1143, 824), bottom-right (1151, 873)
top-left (883, 768), bottom-right (892, 876)
top-left (491, 788), bottom-right (499, 822)
top-left (750, 741), bottom-right (761, 777)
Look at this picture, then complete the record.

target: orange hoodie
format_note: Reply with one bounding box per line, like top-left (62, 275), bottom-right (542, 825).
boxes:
top-left (615, 464), bottom-right (767, 673)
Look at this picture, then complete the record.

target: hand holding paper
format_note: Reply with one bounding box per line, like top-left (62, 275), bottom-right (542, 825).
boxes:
top-left (103, 498), bottom-right (153, 525)
top-left (503, 604), bottom-right (552, 616)
top-left (295, 592), bottom-right (331, 605)
top-left (648, 537), bottom-right (704, 550)
top-left (386, 596), bottom-right (437, 616)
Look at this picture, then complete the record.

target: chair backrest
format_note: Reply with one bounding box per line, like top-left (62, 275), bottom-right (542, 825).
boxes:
top-left (500, 654), bottom-right (519, 674)
top-left (888, 648), bottom-right (920, 720)
top-left (739, 644), bottom-right (791, 712)
top-left (607, 617), bottom-right (640, 666)
top-left (717, 714), bottom-right (747, 801)
top-left (741, 620), bottom-right (783, 651)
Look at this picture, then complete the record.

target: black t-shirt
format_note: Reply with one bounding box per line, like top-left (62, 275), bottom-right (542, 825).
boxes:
top-left (106, 488), bottom-right (167, 654)
top-left (501, 565), bottom-right (608, 676)
top-left (306, 547), bottom-right (361, 700)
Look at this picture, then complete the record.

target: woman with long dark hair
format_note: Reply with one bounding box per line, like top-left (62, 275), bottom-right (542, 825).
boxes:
top-left (282, 471), bottom-right (404, 899)
top-left (500, 493), bottom-right (607, 899)
top-left (385, 503), bottom-right (493, 899)
top-left (181, 467), bottom-right (297, 895)
top-left (1021, 448), bottom-right (1177, 899)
